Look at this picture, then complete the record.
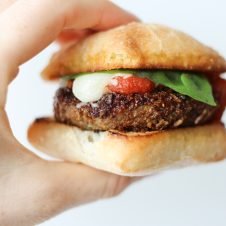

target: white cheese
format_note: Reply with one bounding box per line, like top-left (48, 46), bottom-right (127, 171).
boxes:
top-left (72, 72), bottom-right (133, 102)
top-left (72, 73), bottom-right (114, 102)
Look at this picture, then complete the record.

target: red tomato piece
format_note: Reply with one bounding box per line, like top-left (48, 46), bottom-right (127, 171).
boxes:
top-left (107, 75), bottom-right (155, 94)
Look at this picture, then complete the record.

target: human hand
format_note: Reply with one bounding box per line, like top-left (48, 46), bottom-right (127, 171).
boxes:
top-left (0, 1), bottom-right (139, 225)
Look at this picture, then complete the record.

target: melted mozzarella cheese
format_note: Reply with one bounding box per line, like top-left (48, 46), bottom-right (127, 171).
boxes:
top-left (72, 73), bottom-right (114, 102)
top-left (72, 72), bottom-right (132, 102)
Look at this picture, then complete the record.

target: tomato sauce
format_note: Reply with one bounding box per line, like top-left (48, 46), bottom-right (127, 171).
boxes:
top-left (107, 75), bottom-right (155, 94)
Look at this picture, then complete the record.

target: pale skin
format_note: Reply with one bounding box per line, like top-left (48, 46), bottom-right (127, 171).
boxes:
top-left (0, 1), bottom-right (139, 225)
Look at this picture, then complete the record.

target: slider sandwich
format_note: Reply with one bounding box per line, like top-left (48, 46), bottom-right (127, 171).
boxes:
top-left (28, 23), bottom-right (226, 176)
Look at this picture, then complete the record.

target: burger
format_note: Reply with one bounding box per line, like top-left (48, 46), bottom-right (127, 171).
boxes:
top-left (28, 22), bottom-right (226, 176)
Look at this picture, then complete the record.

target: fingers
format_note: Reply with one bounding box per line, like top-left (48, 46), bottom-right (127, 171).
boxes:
top-left (0, 0), bottom-right (139, 69)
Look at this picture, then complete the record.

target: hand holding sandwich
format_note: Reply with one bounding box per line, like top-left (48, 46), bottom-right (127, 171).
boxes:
top-left (0, 0), bottom-right (139, 225)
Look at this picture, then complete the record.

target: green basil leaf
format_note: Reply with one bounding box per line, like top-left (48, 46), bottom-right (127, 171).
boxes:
top-left (139, 71), bottom-right (216, 106)
top-left (181, 73), bottom-right (216, 106)
top-left (141, 71), bottom-right (185, 90)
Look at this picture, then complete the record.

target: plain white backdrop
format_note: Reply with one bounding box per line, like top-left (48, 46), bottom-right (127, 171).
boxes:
top-left (5, 0), bottom-right (226, 226)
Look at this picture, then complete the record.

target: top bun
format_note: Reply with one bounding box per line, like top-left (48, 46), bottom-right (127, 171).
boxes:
top-left (42, 22), bottom-right (226, 80)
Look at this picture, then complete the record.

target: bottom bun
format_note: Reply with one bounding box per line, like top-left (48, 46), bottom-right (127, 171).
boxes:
top-left (28, 118), bottom-right (226, 176)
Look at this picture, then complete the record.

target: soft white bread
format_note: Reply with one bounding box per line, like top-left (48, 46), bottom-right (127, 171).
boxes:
top-left (42, 22), bottom-right (226, 80)
top-left (28, 118), bottom-right (226, 176)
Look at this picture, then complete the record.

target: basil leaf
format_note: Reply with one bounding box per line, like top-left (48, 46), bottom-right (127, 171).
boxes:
top-left (181, 73), bottom-right (216, 106)
top-left (139, 71), bottom-right (216, 106)
top-left (141, 71), bottom-right (185, 90)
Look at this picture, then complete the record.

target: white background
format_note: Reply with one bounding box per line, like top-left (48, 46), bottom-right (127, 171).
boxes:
top-left (5, 0), bottom-right (226, 226)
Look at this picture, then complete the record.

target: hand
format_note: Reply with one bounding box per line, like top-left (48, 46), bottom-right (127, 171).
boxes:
top-left (0, 1), bottom-right (139, 225)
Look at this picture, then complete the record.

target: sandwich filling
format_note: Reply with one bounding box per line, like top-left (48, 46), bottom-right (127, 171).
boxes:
top-left (53, 70), bottom-right (219, 132)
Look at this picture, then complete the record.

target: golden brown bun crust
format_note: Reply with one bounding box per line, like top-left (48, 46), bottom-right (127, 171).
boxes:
top-left (42, 23), bottom-right (226, 80)
top-left (28, 118), bottom-right (226, 176)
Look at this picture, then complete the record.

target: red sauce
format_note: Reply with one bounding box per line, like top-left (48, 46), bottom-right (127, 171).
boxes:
top-left (107, 75), bottom-right (155, 94)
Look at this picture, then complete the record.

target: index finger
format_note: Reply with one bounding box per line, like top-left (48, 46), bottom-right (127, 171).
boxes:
top-left (0, 0), bottom-right (139, 68)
